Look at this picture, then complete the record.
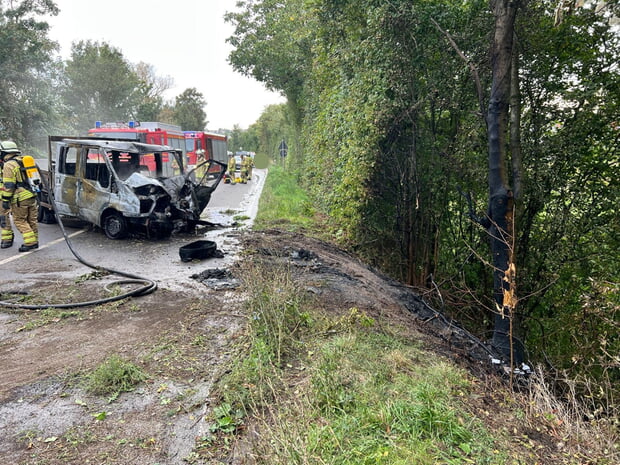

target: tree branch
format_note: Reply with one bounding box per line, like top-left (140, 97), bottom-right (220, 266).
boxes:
top-left (430, 18), bottom-right (485, 117)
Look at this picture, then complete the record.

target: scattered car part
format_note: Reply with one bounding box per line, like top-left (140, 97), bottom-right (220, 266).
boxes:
top-left (179, 239), bottom-right (218, 262)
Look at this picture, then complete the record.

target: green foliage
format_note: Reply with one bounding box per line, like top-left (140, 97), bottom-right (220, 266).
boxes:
top-left (227, 123), bottom-right (256, 154)
top-left (251, 103), bottom-right (297, 165)
top-left (63, 40), bottom-right (142, 133)
top-left (85, 354), bottom-right (147, 397)
top-left (208, 403), bottom-right (244, 435)
top-left (228, 0), bottom-right (620, 410)
top-left (225, 0), bottom-right (313, 109)
top-left (508, 2), bottom-right (620, 401)
top-left (254, 164), bottom-right (316, 231)
top-left (133, 62), bottom-right (173, 121)
top-left (0, 0), bottom-right (61, 150)
top-left (172, 87), bottom-right (207, 130)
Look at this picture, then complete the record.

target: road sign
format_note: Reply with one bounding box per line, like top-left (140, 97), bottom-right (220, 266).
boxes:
top-left (278, 139), bottom-right (288, 158)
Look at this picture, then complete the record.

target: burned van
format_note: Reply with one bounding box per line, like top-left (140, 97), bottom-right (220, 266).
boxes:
top-left (38, 137), bottom-right (226, 239)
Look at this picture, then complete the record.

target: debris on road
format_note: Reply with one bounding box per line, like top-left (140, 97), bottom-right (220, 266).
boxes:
top-left (191, 268), bottom-right (239, 289)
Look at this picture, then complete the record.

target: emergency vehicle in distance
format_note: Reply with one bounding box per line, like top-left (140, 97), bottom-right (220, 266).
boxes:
top-left (88, 122), bottom-right (228, 176)
top-left (184, 131), bottom-right (228, 177)
top-left (88, 121), bottom-right (186, 174)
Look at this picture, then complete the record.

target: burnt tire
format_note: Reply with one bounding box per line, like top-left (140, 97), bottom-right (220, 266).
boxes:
top-left (179, 240), bottom-right (217, 262)
top-left (103, 211), bottom-right (128, 240)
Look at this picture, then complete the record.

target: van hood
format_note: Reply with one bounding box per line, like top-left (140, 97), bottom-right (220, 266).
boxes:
top-left (125, 172), bottom-right (188, 204)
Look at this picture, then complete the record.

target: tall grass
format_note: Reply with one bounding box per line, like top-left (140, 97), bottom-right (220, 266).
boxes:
top-left (253, 165), bottom-right (317, 231)
top-left (213, 261), bottom-right (503, 464)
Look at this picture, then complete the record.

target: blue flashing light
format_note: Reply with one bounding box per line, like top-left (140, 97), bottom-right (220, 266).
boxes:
top-left (95, 121), bottom-right (102, 128)
top-left (128, 120), bottom-right (136, 128)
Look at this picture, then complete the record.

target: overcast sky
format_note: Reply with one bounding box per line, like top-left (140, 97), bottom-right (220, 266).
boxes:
top-left (46, 0), bottom-right (285, 131)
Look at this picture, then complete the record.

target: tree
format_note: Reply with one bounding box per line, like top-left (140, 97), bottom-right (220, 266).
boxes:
top-left (484, 0), bottom-right (522, 364)
top-left (0, 0), bottom-right (61, 151)
top-left (172, 88), bottom-right (207, 130)
top-left (253, 104), bottom-right (294, 161)
top-left (133, 62), bottom-right (173, 121)
top-left (62, 40), bottom-right (141, 134)
top-left (225, 0), bottom-right (310, 120)
top-left (226, 0), bottom-right (620, 398)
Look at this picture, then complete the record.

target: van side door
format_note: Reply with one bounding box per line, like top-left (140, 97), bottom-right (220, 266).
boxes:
top-left (53, 144), bottom-right (80, 217)
top-left (77, 147), bottom-right (112, 226)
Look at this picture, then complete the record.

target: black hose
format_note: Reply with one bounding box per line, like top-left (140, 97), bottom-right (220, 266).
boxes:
top-left (0, 182), bottom-right (157, 310)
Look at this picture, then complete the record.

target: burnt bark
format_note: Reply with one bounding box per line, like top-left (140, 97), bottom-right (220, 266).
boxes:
top-left (487, 0), bottom-right (523, 364)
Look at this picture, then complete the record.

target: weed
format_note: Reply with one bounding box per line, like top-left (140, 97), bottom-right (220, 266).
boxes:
top-left (209, 403), bottom-right (244, 435)
top-left (84, 354), bottom-right (147, 397)
top-left (74, 270), bottom-right (109, 283)
top-left (189, 403), bottom-right (245, 461)
top-left (18, 308), bottom-right (81, 331)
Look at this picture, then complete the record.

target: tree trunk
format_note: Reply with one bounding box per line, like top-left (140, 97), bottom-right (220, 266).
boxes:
top-left (487, 0), bottom-right (523, 365)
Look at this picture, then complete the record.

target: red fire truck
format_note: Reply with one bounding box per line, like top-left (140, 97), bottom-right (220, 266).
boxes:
top-left (88, 121), bottom-right (188, 175)
top-left (184, 131), bottom-right (228, 177)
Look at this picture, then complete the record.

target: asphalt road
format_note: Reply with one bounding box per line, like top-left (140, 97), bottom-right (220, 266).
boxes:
top-left (0, 169), bottom-right (266, 293)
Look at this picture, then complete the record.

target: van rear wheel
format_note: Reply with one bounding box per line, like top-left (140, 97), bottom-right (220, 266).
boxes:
top-left (103, 211), bottom-right (128, 239)
top-left (37, 205), bottom-right (57, 224)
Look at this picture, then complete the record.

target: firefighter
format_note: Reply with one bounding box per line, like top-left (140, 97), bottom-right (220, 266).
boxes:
top-left (0, 156), bottom-right (14, 248)
top-left (240, 155), bottom-right (249, 184)
top-left (245, 155), bottom-right (254, 181)
top-left (227, 153), bottom-right (237, 184)
top-left (194, 149), bottom-right (207, 181)
top-left (1, 141), bottom-right (39, 252)
top-left (245, 154), bottom-right (254, 181)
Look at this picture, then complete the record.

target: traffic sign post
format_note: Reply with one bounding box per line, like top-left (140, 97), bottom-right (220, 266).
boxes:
top-left (278, 139), bottom-right (288, 158)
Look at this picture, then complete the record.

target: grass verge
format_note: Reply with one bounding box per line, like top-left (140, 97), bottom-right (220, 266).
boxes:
top-left (199, 260), bottom-right (503, 464)
top-left (196, 164), bottom-right (618, 464)
top-left (253, 164), bottom-right (319, 232)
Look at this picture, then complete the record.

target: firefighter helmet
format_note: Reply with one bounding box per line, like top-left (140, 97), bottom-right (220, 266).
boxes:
top-left (0, 140), bottom-right (20, 154)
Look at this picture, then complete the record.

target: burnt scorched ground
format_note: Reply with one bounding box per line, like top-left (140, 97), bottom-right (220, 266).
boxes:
top-left (0, 229), bottom-right (568, 464)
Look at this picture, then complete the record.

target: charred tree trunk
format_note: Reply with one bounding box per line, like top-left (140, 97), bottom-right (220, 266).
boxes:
top-left (487, 0), bottom-right (523, 364)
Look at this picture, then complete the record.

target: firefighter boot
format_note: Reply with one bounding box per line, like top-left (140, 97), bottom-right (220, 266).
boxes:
top-left (0, 214), bottom-right (13, 248)
top-left (0, 230), bottom-right (13, 248)
top-left (18, 243), bottom-right (38, 252)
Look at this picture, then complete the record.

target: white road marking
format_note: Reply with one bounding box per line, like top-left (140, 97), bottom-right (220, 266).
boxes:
top-left (0, 229), bottom-right (86, 265)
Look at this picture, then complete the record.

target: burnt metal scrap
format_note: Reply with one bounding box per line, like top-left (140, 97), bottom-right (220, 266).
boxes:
top-left (191, 268), bottom-right (239, 289)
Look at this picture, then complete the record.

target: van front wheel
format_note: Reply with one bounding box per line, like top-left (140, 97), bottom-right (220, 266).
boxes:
top-left (103, 211), bottom-right (128, 240)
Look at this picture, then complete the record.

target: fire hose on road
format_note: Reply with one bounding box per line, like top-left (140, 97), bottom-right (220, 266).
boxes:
top-left (0, 188), bottom-right (157, 310)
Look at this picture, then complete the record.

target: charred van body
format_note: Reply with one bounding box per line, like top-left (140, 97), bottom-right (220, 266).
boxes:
top-left (38, 137), bottom-right (226, 239)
